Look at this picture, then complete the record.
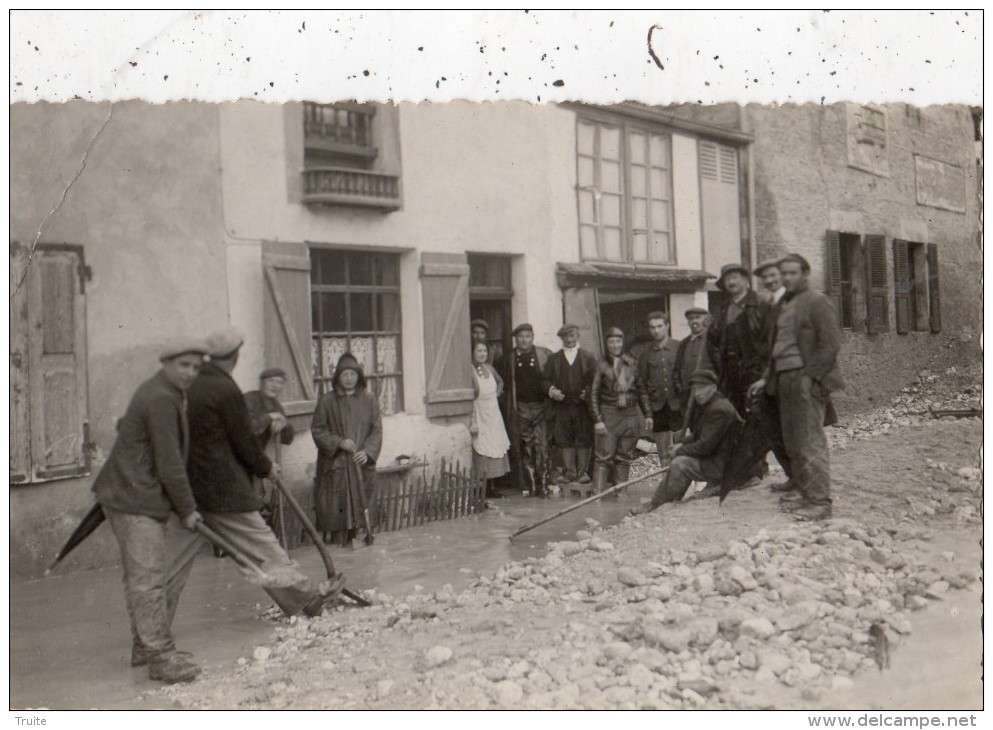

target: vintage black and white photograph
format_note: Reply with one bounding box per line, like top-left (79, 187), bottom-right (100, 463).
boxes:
top-left (8, 9), bottom-right (984, 718)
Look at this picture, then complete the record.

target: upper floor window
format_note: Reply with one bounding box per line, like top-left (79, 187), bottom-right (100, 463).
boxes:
top-left (846, 103), bottom-right (889, 177)
top-left (576, 118), bottom-right (675, 264)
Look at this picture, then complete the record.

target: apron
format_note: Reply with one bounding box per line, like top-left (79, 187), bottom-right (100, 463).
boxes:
top-left (472, 368), bottom-right (511, 458)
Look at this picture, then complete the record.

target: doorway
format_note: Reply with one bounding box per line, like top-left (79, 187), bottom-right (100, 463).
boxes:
top-left (598, 290), bottom-right (671, 355)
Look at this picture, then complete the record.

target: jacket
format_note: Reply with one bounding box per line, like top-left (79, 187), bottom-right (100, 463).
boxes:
top-left (636, 338), bottom-right (681, 413)
top-left (673, 333), bottom-right (714, 398)
top-left (708, 289), bottom-right (772, 392)
top-left (764, 284), bottom-right (844, 393)
top-left (679, 392), bottom-right (741, 470)
top-left (497, 346), bottom-right (551, 412)
top-left (589, 353), bottom-right (644, 422)
top-left (186, 363), bottom-right (273, 513)
top-left (244, 389), bottom-right (295, 452)
top-left (92, 370), bottom-right (198, 520)
top-left (541, 348), bottom-right (597, 405)
top-left (311, 388), bottom-right (383, 475)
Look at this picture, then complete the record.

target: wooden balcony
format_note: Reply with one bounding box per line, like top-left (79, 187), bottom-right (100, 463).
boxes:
top-left (301, 167), bottom-right (402, 210)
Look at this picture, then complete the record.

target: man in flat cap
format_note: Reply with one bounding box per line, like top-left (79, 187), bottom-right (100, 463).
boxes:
top-left (497, 323), bottom-right (552, 497)
top-left (589, 327), bottom-right (645, 495)
top-left (542, 323), bottom-right (597, 491)
top-left (244, 367), bottom-right (295, 530)
top-left (636, 311), bottom-right (682, 467)
top-left (92, 337), bottom-right (209, 684)
top-left (672, 307), bottom-right (716, 413)
top-left (184, 326), bottom-right (344, 615)
top-left (754, 259), bottom-right (786, 306)
top-left (470, 318), bottom-right (501, 365)
top-left (630, 369), bottom-right (741, 515)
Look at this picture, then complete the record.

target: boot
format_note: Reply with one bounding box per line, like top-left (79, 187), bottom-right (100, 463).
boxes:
top-left (576, 448), bottom-right (592, 484)
top-left (148, 651), bottom-right (202, 684)
top-left (533, 472), bottom-right (547, 498)
top-left (561, 448), bottom-right (578, 483)
top-left (608, 463), bottom-right (629, 499)
top-left (591, 463), bottom-right (610, 495)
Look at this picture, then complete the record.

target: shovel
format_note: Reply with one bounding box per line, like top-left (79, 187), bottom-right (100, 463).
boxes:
top-left (350, 461), bottom-right (376, 546)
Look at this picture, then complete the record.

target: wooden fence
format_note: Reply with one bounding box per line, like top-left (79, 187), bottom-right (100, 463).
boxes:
top-left (273, 458), bottom-right (485, 549)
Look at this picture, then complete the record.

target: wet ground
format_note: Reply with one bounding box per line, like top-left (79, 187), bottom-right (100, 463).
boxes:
top-left (10, 484), bottom-right (653, 710)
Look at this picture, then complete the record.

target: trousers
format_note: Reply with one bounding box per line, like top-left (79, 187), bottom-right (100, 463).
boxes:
top-left (593, 405), bottom-right (641, 467)
top-left (777, 369), bottom-right (831, 504)
top-left (649, 454), bottom-right (724, 507)
top-left (514, 401), bottom-right (549, 483)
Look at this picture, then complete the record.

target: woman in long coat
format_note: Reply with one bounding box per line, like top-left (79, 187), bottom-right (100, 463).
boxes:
top-left (470, 341), bottom-right (511, 497)
top-left (312, 353), bottom-right (383, 547)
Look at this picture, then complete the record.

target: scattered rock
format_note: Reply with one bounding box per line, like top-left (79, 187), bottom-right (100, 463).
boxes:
top-left (740, 618), bottom-right (775, 640)
top-left (491, 680), bottom-right (524, 706)
top-left (252, 646), bottom-right (272, 662)
top-left (925, 581), bottom-right (950, 599)
top-left (618, 567), bottom-right (649, 587)
top-left (425, 646), bottom-right (453, 667)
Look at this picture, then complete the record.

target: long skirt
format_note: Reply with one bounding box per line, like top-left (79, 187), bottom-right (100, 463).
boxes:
top-left (314, 465), bottom-right (378, 544)
top-left (473, 450), bottom-right (509, 480)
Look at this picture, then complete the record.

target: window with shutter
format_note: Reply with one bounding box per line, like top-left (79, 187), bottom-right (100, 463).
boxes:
top-left (863, 234), bottom-right (889, 333)
top-left (926, 244), bottom-right (942, 333)
top-left (12, 245), bottom-right (91, 483)
top-left (892, 239), bottom-right (913, 334)
top-left (824, 230), bottom-right (844, 321)
top-left (420, 252), bottom-right (474, 419)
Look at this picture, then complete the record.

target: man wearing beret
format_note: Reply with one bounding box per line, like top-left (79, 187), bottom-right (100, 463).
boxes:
top-left (636, 311), bottom-right (682, 467)
top-left (754, 259), bottom-right (786, 306)
top-left (497, 323), bottom-right (552, 497)
top-left (471, 318), bottom-right (501, 365)
top-left (244, 367), bottom-right (295, 530)
top-left (672, 307), bottom-right (716, 413)
top-left (92, 337), bottom-right (209, 684)
top-left (184, 327), bottom-right (344, 615)
top-left (542, 323), bottom-right (597, 491)
top-left (630, 369), bottom-right (741, 514)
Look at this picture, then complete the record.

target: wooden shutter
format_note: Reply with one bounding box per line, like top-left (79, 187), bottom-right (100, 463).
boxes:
top-left (926, 243), bottom-right (942, 333)
top-left (10, 242), bottom-right (31, 483)
top-left (892, 239), bottom-right (912, 334)
top-left (824, 230), bottom-right (843, 318)
top-left (262, 241), bottom-right (316, 410)
top-left (420, 252), bottom-right (474, 418)
top-left (864, 234), bottom-right (889, 333)
top-left (27, 248), bottom-right (90, 481)
top-left (562, 286), bottom-right (603, 359)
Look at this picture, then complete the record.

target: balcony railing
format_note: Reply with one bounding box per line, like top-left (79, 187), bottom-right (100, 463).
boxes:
top-left (302, 167), bottom-right (402, 210)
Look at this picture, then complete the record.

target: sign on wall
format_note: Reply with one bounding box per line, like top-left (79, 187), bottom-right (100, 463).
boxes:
top-left (914, 155), bottom-right (967, 214)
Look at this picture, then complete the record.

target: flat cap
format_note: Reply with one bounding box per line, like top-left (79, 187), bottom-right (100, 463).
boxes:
top-left (556, 323), bottom-right (580, 338)
top-left (716, 263), bottom-right (751, 290)
top-left (604, 326), bottom-right (625, 340)
top-left (205, 326), bottom-right (245, 359)
top-left (259, 367), bottom-right (287, 381)
top-left (688, 369), bottom-right (719, 386)
top-left (511, 323), bottom-right (534, 336)
top-left (159, 336), bottom-right (209, 363)
top-left (753, 258), bottom-right (781, 276)
top-left (470, 319), bottom-right (490, 331)
top-left (684, 307), bottom-right (709, 318)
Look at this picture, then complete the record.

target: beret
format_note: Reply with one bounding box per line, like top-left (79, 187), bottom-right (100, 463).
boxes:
top-left (716, 263), bottom-right (751, 290)
top-left (511, 323), bottom-right (534, 336)
top-left (259, 367), bottom-right (287, 381)
top-left (159, 336), bottom-right (208, 363)
top-left (556, 323), bottom-right (580, 337)
top-left (684, 307), bottom-right (709, 317)
top-left (604, 326), bottom-right (625, 340)
top-left (688, 369), bottom-right (719, 386)
top-left (205, 326), bottom-right (245, 359)
top-left (470, 319), bottom-right (490, 331)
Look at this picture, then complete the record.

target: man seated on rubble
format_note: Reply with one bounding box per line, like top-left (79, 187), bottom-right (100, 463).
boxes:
top-left (629, 369), bottom-right (740, 515)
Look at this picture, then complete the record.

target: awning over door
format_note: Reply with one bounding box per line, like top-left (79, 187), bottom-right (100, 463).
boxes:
top-left (556, 262), bottom-right (714, 292)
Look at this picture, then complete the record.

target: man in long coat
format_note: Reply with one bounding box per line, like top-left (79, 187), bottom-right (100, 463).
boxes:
top-left (311, 353), bottom-right (383, 547)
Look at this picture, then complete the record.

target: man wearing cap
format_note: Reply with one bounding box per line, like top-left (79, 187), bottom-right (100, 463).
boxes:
top-left (244, 368), bottom-right (295, 529)
top-left (589, 327), bottom-right (645, 495)
top-left (542, 323), bottom-right (597, 490)
top-left (184, 326), bottom-right (344, 615)
top-left (672, 307), bottom-right (715, 413)
top-left (630, 369), bottom-right (741, 515)
top-left (749, 254), bottom-right (843, 521)
top-left (708, 263), bottom-right (773, 417)
top-left (471, 318), bottom-right (501, 365)
top-left (754, 259), bottom-right (787, 305)
top-left (636, 311), bottom-right (682, 467)
top-left (92, 337), bottom-right (209, 684)
top-left (497, 323), bottom-right (552, 497)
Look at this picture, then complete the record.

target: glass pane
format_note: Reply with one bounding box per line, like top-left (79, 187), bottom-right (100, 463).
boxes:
top-left (601, 126), bottom-right (621, 161)
top-left (319, 292), bottom-right (348, 333)
top-left (346, 251), bottom-right (372, 285)
top-left (630, 165), bottom-right (647, 197)
top-left (321, 337), bottom-right (350, 378)
top-left (603, 227), bottom-right (623, 261)
top-left (632, 231), bottom-right (648, 262)
top-left (311, 339), bottom-right (321, 379)
top-left (602, 194), bottom-right (621, 227)
top-left (601, 160), bottom-right (622, 193)
top-left (650, 168), bottom-right (667, 199)
top-left (651, 200), bottom-right (670, 232)
top-left (580, 225), bottom-right (599, 259)
top-left (373, 254), bottom-right (399, 286)
top-left (377, 293), bottom-right (401, 331)
top-left (652, 232), bottom-right (673, 263)
top-left (313, 250), bottom-right (345, 285)
top-left (350, 336), bottom-right (376, 373)
top-left (650, 134), bottom-right (668, 167)
top-left (376, 335), bottom-right (399, 373)
top-left (350, 292), bottom-right (374, 331)
top-left (632, 198), bottom-right (648, 230)
top-left (578, 155), bottom-right (595, 187)
top-left (578, 190), bottom-right (596, 225)
top-left (378, 376), bottom-right (400, 415)
top-left (628, 132), bottom-right (647, 164)
top-left (577, 121), bottom-right (595, 156)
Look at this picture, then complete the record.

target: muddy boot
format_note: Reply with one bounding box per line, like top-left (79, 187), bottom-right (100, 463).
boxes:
top-left (131, 643), bottom-right (192, 668)
top-left (148, 651), bottom-right (202, 684)
top-left (608, 463), bottom-right (630, 499)
top-left (591, 463), bottom-right (610, 495)
top-left (561, 448), bottom-right (581, 496)
top-left (576, 448), bottom-right (592, 485)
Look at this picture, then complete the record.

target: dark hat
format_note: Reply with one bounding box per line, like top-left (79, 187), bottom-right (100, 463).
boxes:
top-left (470, 319), bottom-right (490, 331)
top-left (716, 263), bottom-right (751, 290)
top-left (688, 369), bottom-right (719, 386)
top-left (332, 353), bottom-right (366, 391)
top-left (205, 326), bottom-right (245, 359)
top-left (557, 323), bottom-right (580, 338)
top-left (753, 258), bottom-right (781, 276)
top-left (159, 336), bottom-right (209, 363)
top-left (604, 326), bottom-right (624, 340)
top-left (684, 307), bottom-right (709, 318)
top-left (512, 323), bottom-right (534, 336)
top-left (259, 367), bottom-right (287, 381)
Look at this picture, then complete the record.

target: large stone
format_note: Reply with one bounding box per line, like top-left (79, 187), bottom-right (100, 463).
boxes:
top-left (627, 663), bottom-right (655, 689)
top-left (644, 626), bottom-right (692, 653)
top-left (618, 567), bottom-right (649, 588)
top-left (758, 650), bottom-right (792, 675)
top-left (603, 642), bottom-right (634, 662)
top-left (726, 541), bottom-right (752, 562)
top-left (687, 618), bottom-right (720, 647)
top-left (727, 564), bottom-right (759, 592)
top-left (491, 680), bottom-right (524, 706)
top-left (740, 618), bottom-right (776, 640)
top-left (425, 645), bottom-right (454, 667)
top-left (925, 581), bottom-right (950, 599)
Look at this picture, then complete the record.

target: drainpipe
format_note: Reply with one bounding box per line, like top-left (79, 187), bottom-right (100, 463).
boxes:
top-left (740, 104), bottom-right (758, 272)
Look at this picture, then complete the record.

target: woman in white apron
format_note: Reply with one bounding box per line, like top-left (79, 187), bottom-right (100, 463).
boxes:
top-left (470, 341), bottom-right (511, 497)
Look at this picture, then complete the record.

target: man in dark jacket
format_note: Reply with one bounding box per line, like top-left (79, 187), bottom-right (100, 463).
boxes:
top-left (184, 327), bottom-right (343, 614)
top-left (92, 337), bottom-right (208, 684)
top-left (497, 323), bottom-right (552, 497)
top-left (630, 370), bottom-right (741, 514)
top-left (749, 254), bottom-right (843, 521)
top-left (636, 311), bottom-right (681, 466)
top-left (590, 327), bottom-right (645, 495)
top-left (244, 367), bottom-right (295, 526)
top-left (672, 307), bottom-right (715, 413)
top-left (542, 323), bottom-right (597, 491)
